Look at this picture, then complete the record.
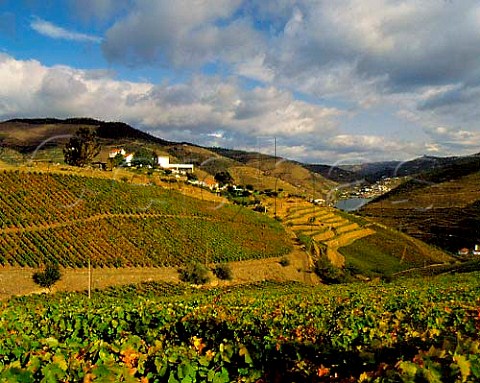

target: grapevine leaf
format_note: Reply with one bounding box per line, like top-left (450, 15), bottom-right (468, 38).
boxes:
top-left (397, 361), bottom-right (418, 378)
top-left (212, 367), bottom-right (229, 383)
top-left (453, 354), bottom-right (471, 382)
top-left (239, 344), bottom-right (253, 365)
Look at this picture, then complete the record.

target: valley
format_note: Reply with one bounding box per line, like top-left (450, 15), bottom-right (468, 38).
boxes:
top-left (3, 2), bottom-right (480, 380)
top-left (0, 118), bottom-right (479, 382)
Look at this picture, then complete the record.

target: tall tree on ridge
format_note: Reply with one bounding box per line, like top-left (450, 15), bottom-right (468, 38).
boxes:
top-left (63, 127), bottom-right (101, 167)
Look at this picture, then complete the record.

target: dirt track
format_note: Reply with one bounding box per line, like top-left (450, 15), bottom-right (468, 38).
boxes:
top-left (0, 248), bottom-right (319, 300)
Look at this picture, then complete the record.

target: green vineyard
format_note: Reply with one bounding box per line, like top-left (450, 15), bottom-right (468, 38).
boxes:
top-left (0, 171), bottom-right (291, 267)
top-left (0, 272), bottom-right (479, 382)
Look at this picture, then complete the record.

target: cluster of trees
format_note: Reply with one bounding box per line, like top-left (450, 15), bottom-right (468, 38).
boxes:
top-left (178, 262), bottom-right (232, 284)
top-left (63, 128), bottom-right (100, 167)
top-left (64, 128), bottom-right (158, 169)
top-left (131, 148), bottom-right (157, 167)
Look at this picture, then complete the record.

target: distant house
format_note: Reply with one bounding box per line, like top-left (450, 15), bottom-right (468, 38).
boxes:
top-left (123, 153), bottom-right (134, 166)
top-left (188, 178), bottom-right (219, 191)
top-left (157, 156), bottom-right (194, 173)
top-left (473, 245), bottom-right (480, 256)
top-left (109, 148), bottom-right (126, 158)
top-left (205, 179), bottom-right (219, 191)
top-left (109, 148), bottom-right (134, 166)
top-left (458, 248), bottom-right (470, 256)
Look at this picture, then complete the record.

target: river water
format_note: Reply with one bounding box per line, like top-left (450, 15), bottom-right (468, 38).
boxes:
top-left (335, 198), bottom-right (371, 212)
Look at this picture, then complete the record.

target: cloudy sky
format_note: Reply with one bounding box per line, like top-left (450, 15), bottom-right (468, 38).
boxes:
top-left (1, 0), bottom-right (480, 164)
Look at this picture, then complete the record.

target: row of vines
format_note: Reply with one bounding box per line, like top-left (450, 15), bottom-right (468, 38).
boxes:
top-left (0, 170), bottom-right (213, 229)
top-left (0, 273), bottom-right (479, 382)
top-left (0, 216), bottom-right (290, 267)
top-left (0, 170), bottom-right (290, 267)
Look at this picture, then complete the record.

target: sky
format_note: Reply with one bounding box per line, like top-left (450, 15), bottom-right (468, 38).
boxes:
top-left (1, 0), bottom-right (480, 164)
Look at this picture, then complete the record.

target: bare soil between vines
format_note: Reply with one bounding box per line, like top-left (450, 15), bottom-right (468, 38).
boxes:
top-left (0, 250), bottom-right (318, 300)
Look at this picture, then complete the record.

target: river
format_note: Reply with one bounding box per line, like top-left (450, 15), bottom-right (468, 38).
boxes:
top-left (335, 198), bottom-right (371, 212)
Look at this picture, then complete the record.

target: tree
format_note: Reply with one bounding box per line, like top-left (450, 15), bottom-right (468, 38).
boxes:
top-left (214, 171), bottom-right (233, 187)
top-left (178, 262), bottom-right (210, 284)
top-left (314, 257), bottom-right (346, 284)
top-left (132, 148), bottom-right (156, 167)
top-left (63, 128), bottom-right (100, 167)
top-left (212, 263), bottom-right (233, 280)
top-left (108, 153), bottom-right (125, 169)
top-left (32, 263), bottom-right (62, 291)
top-left (186, 172), bottom-right (198, 181)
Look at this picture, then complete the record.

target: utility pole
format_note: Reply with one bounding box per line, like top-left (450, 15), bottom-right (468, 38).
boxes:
top-left (274, 137), bottom-right (277, 217)
top-left (311, 171), bottom-right (316, 233)
top-left (88, 256), bottom-right (92, 299)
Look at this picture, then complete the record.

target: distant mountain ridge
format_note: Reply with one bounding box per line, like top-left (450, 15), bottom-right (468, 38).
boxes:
top-left (0, 117), bottom-right (334, 198)
top-left (2, 118), bottom-right (172, 150)
top-left (337, 155), bottom-right (471, 183)
top-left (303, 164), bottom-right (361, 184)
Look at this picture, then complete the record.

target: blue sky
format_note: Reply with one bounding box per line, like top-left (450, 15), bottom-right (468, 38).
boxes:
top-left (1, 0), bottom-right (480, 164)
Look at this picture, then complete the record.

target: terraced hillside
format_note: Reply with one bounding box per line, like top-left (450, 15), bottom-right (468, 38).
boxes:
top-left (0, 170), bottom-right (291, 267)
top-left (279, 199), bottom-right (453, 277)
top-left (282, 201), bottom-right (375, 267)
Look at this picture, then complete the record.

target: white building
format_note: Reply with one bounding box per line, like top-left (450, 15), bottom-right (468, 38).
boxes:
top-left (109, 148), bottom-right (134, 166)
top-left (473, 244), bottom-right (480, 256)
top-left (124, 153), bottom-right (134, 166)
top-left (109, 148), bottom-right (126, 158)
top-left (157, 156), bottom-right (194, 172)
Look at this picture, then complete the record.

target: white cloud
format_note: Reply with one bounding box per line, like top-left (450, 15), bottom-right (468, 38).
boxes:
top-left (96, 1), bottom-right (480, 151)
top-left (0, 54), bottom-right (343, 162)
top-left (326, 134), bottom-right (423, 161)
top-left (102, 0), bottom-right (263, 67)
top-left (1, 51), bottom-right (476, 163)
top-left (6, 1), bottom-right (480, 163)
top-left (31, 18), bottom-right (102, 43)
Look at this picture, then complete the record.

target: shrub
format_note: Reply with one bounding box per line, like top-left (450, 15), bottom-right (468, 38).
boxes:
top-left (213, 263), bottom-right (233, 280)
top-left (32, 263), bottom-right (62, 291)
top-left (279, 256), bottom-right (290, 267)
top-left (178, 262), bottom-right (210, 284)
top-left (314, 257), bottom-right (346, 284)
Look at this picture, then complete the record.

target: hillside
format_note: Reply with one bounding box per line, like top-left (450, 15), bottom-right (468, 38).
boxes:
top-left (303, 163), bottom-right (362, 183)
top-left (274, 198), bottom-right (453, 278)
top-left (0, 118), bottom-right (336, 198)
top-left (361, 155), bottom-right (480, 253)
top-left (0, 170), bottom-right (291, 267)
top-left (303, 155), bottom-right (473, 186)
top-left (0, 118), bottom-right (171, 151)
top-left (209, 147), bottom-right (336, 198)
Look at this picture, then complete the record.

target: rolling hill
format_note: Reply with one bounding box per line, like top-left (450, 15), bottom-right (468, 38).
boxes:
top-left (0, 118), bottom-right (172, 151)
top-left (0, 117), bottom-right (461, 276)
top-left (0, 118), bottom-right (335, 199)
top-left (275, 198), bottom-right (453, 278)
top-left (302, 163), bottom-right (362, 184)
top-left (209, 147), bottom-right (336, 198)
top-left (361, 154), bottom-right (480, 253)
top-left (307, 155), bottom-right (471, 184)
